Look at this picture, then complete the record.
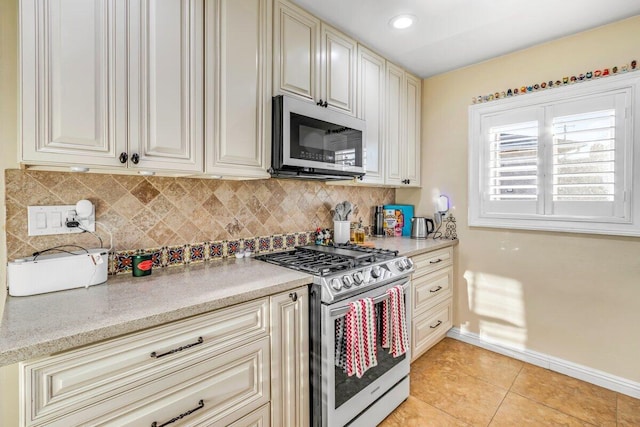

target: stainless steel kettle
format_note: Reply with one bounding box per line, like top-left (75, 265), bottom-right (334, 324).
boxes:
top-left (411, 217), bottom-right (434, 239)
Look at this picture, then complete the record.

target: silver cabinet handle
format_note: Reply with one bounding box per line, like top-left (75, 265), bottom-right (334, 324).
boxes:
top-left (429, 258), bottom-right (442, 264)
top-left (150, 337), bottom-right (204, 359)
top-left (430, 285), bottom-right (443, 293)
top-left (151, 399), bottom-right (204, 427)
top-left (430, 320), bottom-right (443, 329)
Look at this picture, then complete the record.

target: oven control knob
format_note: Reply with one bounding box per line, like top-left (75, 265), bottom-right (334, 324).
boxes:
top-left (404, 258), bottom-right (413, 269)
top-left (353, 271), bottom-right (364, 285)
top-left (371, 265), bottom-right (382, 278)
top-left (395, 260), bottom-right (405, 271)
top-left (331, 278), bottom-right (342, 291)
top-left (342, 275), bottom-right (354, 288)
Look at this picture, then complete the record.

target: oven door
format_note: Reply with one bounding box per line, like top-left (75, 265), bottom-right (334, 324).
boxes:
top-left (321, 277), bottom-right (411, 427)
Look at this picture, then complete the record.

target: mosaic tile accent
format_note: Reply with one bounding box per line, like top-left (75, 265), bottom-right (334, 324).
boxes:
top-left (210, 241), bottom-right (223, 259)
top-left (244, 238), bottom-right (257, 253)
top-left (227, 240), bottom-right (241, 256)
top-left (167, 246), bottom-right (185, 265)
top-left (189, 244), bottom-right (205, 262)
top-left (258, 236), bottom-right (271, 252)
top-left (297, 232), bottom-right (308, 246)
top-left (285, 234), bottom-right (296, 248)
top-left (272, 235), bottom-right (284, 251)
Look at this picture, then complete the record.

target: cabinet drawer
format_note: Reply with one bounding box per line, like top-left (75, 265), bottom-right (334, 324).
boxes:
top-left (411, 300), bottom-right (452, 362)
top-left (413, 266), bottom-right (453, 315)
top-left (21, 298), bottom-right (269, 426)
top-left (411, 247), bottom-right (453, 278)
top-left (228, 403), bottom-right (271, 427)
top-left (30, 337), bottom-right (270, 427)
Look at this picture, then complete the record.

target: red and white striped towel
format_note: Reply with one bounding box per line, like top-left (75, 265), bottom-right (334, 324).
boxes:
top-left (345, 298), bottom-right (377, 378)
top-left (382, 285), bottom-right (409, 357)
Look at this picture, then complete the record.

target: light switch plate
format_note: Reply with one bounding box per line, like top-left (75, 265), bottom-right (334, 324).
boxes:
top-left (27, 205), bottom-right (95, 236)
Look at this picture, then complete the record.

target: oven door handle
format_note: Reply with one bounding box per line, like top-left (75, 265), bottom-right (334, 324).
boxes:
top-left (330, 293), bottom-right (388, 317)
top-left (329, 283), bottom-right (407, 317)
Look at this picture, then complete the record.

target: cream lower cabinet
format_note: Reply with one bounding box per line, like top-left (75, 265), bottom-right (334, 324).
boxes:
top-left (270, 286), bottom-right (310, 427)
top-left (18, 290), bottom-right (309, 427)
top-left (410, 247), bottom-right (454, 361)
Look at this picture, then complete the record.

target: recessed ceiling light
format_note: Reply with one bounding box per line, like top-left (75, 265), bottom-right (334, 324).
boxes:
top-left (389, 14), bottom-right (416, 30)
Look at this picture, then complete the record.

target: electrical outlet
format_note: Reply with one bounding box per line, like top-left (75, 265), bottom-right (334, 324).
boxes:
top-left (27, 205), bottom-right (95, 236)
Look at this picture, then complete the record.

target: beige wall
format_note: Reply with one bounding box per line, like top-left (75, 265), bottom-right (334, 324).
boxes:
top-left (0, 0), bottom-right (20, 424)
top-left (398, 15), bottom-right (640, 382)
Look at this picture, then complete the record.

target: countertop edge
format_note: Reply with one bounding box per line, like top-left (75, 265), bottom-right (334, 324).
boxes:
top-left (0, 275), bottom-right (311, 367)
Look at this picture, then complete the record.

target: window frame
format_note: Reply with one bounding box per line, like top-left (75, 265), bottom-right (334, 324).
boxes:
top-left (468, 72), bottom-right (640, 237)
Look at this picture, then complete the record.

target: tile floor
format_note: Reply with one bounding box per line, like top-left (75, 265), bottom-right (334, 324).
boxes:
top-left (380, 338), bottom-right (640, 427)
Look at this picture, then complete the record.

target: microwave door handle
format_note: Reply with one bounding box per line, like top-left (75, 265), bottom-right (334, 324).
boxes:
top-left (329, 292), bottom-right (392, 317)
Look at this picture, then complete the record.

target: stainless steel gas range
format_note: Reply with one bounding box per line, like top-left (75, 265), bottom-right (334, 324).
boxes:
top-left (257, 244), bottom-right (414, 427)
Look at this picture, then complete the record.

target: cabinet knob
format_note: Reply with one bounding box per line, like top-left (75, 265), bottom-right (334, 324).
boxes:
top-left (289, 292), bottom-right (298, 302)
top-left (317, 99), bottom-right (324, 106)
top-left (131, 153), bottom-right (140, 164)
top-left (119, 152), bottom-right (128, 163)
top-left (323, 101), bottom-right (328, 108)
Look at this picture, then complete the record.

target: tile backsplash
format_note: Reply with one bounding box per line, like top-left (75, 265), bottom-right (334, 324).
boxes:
top-left (5, 170), bottom-right (394, 266)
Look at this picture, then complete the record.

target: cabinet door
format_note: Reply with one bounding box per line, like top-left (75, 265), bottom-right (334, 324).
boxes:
top-left (20, 0), bottom-right (127, 167)
top-left (321, 24), bottom-right (356, 115)
top-left (357, 45), bottom-right (385, 184)
top-left (270, 287), bottom-right (310, 427)
top-left (273, 0), bottom-right (320, 102)
top-left (127, 0), bottom-right (204, 173)
top-left (385, 62), bottom-right (404, 186)
top-left (404, 72), bottom-right (421, 187)
top-left (205, 0), bottom-right (271, 179)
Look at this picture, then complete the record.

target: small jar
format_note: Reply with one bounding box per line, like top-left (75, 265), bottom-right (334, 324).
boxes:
top-left (132, 254), bottom-right (153, 277)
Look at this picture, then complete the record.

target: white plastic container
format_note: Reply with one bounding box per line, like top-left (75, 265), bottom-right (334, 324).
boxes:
top-left (333, 221), bottom-right (351, 244)
top-left (8, 249), bottom-right (108, 296)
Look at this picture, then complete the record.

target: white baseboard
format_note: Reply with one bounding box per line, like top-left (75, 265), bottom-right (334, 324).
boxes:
top-left (447, 327), bottom-right (640, 399)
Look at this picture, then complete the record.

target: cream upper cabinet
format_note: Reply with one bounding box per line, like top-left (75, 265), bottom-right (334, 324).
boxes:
top-left (128, 0), bottom-right (204, 173)
top-left (270, 287), bottom-right (310, 427)
top-left (357, 45), bottom-right (386, 184)
top-left (273, 1), bottom-right (356, 115)
top-left (273, 0), bottom-right (320, 102)
top-left (320, 24), bottom-right (357, 116)
top-left (385, 62), bottom-right (421, 187)
top-left (205, 0), bottom-right (272, 179)
top-left (404, 72), bottom-right (422, 187)
top-left (20, 0), bottom-right (128, 168)
top-left (385, 62), bottom-right (405, 186)
top-left (20, 0), bottom-right (204, 174)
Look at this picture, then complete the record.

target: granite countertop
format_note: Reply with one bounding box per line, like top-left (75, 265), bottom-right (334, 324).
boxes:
top-left (0, 237), bottom-right (457, 367)
top-left (0, 258), bottom-right (312, 367)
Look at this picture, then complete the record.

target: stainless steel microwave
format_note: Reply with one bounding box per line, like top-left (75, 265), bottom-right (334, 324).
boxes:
top-left (270, 95), bottom-right (366, 180)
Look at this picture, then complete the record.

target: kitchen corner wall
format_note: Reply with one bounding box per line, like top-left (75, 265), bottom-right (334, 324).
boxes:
top-left (397, 15), bottom-right (640, 383)
top-left (4, 170), bottom-right (393, 262)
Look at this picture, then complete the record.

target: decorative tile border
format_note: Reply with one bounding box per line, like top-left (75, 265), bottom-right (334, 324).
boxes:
top-left (108, 224), bottom-right (458, 275)
top-left (109, 230), bottom-right (317, 275)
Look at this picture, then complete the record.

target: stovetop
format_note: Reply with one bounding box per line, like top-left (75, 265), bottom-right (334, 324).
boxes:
top-left (256, 244), bottom-right (413, 303)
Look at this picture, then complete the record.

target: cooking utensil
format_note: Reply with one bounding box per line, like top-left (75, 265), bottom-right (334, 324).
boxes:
top-left (335, 203), bottom-right (345, 220)
top-left (342, 201), bottom-right (353, 220)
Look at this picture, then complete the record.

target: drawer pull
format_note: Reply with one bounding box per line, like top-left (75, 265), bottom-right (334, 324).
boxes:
top-left (151, 399), bottom-right (204, 427)
top-left (289, 292), bottom-right (298, 302)
top-left (430, 285), bottom-right (443, 293)
top-left (150, 337), bottom-right (204, 359)
top-left (429, 258), bottom-right (442, 264)
top-left (430, 320), bottom-right (443, 329)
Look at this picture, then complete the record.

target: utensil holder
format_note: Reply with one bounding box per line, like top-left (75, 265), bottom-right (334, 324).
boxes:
top-left (333, 221), bottom-right (350, 244)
